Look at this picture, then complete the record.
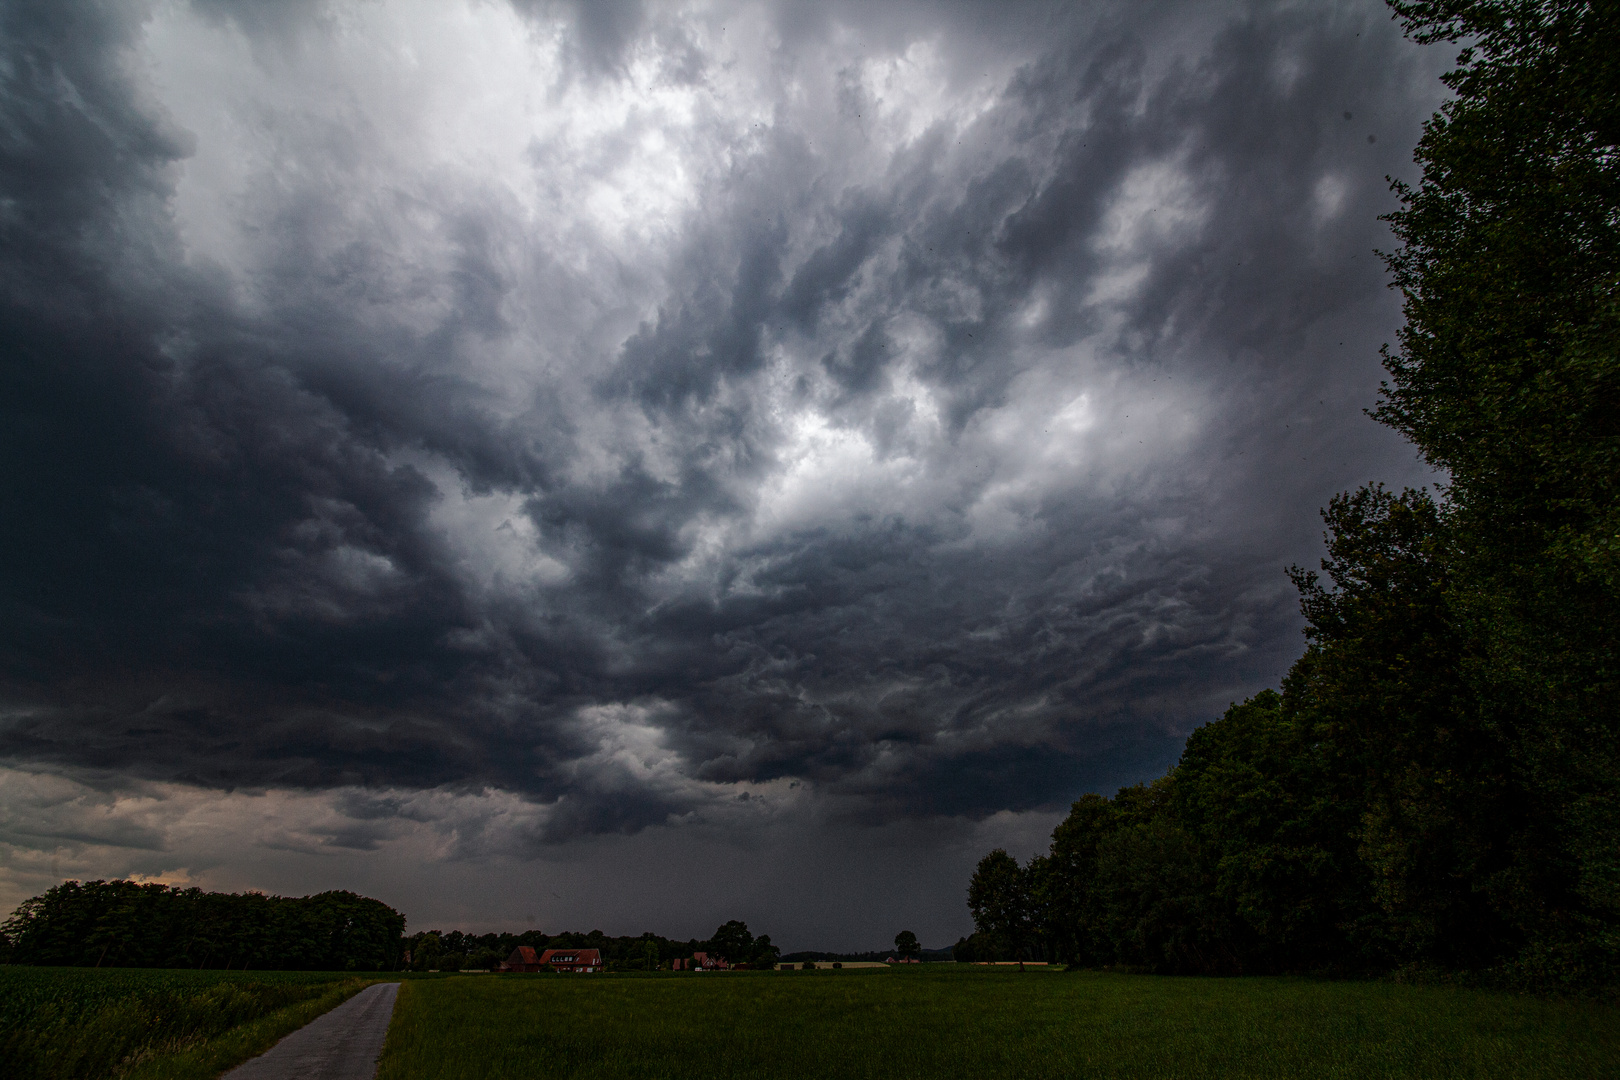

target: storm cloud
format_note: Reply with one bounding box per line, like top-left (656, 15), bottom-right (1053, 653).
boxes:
top-left (0, 0), bottom-right (1448, 942)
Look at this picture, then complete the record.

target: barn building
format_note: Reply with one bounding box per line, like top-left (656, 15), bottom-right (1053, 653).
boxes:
top-left (502, 946), bottom-right (545, 972)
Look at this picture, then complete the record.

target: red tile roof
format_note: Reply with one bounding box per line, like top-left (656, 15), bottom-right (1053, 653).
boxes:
top-left (539, 948), bottom-right (602, 968)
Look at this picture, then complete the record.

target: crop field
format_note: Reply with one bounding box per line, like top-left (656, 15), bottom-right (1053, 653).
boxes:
top-left (376, 966), bottom-right (1620, 1080)
top-left (0, 967), bottom-right (377, 1080)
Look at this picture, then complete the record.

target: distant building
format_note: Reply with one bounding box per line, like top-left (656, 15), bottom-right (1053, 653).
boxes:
top-left (502, 946), bottom-right (545, 972)
top-left (539, 948), bottom-right (602, 973)
top-left (496, 945), bottom-right (604, 973)
top-left (671, 953), bottom-right (732, 971)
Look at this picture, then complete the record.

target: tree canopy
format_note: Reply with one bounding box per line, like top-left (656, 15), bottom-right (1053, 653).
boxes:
top-left (964, 0), bottom-right (1619, 989)
top-left (0, 880), bottom-right (404, 970)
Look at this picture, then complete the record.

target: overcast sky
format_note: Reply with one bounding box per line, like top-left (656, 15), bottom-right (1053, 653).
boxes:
top-left (0, 0), bottom-right (1450, 950)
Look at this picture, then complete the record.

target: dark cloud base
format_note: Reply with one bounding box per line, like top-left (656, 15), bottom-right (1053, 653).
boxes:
top-left (0, 0), bottom-right (1446, 839)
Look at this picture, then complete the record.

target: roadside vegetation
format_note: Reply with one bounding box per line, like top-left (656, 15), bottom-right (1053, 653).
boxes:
top-left (375, 967), bottom-right (1620, 1080)
top-left (0, 967), bottom-right (376, 1080)
top-left (0, 880), bottom-right (404, 971)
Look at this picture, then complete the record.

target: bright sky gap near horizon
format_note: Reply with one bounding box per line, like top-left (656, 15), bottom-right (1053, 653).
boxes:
top-left (0, 0), bottom-right (1451, 950)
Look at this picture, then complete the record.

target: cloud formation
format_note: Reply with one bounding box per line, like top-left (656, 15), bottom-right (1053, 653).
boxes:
top-left (0, 0), bottom-right (1449, 936)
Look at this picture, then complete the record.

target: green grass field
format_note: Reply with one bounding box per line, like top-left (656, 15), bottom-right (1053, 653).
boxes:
top-left (0, 967), bottom-right (378, 1080)
top-left (375, 967), bottom-right (1620, 1080)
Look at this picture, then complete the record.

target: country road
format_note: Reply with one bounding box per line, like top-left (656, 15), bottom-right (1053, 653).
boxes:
top-left (223, 981), bottom-right (399, 1080)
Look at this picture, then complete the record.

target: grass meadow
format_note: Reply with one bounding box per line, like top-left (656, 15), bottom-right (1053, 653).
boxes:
top-left (375, 966), bottom-right (1620, 1080)
top-left (0, 967), bottom-right (379, 1080)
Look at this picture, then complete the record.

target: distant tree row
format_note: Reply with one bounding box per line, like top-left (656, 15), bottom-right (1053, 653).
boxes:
top-left (964, 0), bottom-right (1619, 989)
top-left (0, 879), bottom-right (404, 970)
top-left (0, 880), bottom-right (790, 973)
top-left (782, 932), bottom-right (935, 964)
top-left (403, 918), bottom-right (781, 972)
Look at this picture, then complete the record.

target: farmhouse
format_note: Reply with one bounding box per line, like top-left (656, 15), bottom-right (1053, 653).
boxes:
top-left (502, 946), bottom-right (545, 972)
top-left (668, 953), bottom-right (735, 971)
top-left (539, 948), bottom-right (602, 973)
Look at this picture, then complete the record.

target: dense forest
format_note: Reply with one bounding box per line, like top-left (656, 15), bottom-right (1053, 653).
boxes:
top-left (0, 879), bottom-right (404, 970)
top-left (962, 0), bottom-right (1619, 989)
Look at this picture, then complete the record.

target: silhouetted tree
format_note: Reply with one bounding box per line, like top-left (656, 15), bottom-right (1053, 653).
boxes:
top-left (968, 850), bottom-right (1030, 961)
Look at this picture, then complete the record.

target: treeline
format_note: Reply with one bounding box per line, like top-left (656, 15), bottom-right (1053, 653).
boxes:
top-left (780, 948), bottom-right (953, 963)
top-left (0, 879), bottom-right (404, 970)
top-left (0, 878), bottom-right (787, 973)
top-left (963, 0), bottom-right (1619, 989)
top-left (405, 918), bottom-right (781, 971)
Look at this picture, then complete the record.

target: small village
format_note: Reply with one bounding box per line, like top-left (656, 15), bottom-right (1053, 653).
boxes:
top-left (487, 946), bottom-right (928, 974)
top-left (392, 920), bottom-right (950, 975)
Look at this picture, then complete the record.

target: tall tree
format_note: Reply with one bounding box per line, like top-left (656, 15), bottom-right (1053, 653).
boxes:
top-left (707, 920), bottom-right (754, 965)
top-left (968, 849), bottom-right (1030, 961)
top-left (970, 0), bottom-right (1619, 987)
top-left (1380, 0), bottom-right (1620, 983)
top-left (1284, 486), bottom-right (1509, 969)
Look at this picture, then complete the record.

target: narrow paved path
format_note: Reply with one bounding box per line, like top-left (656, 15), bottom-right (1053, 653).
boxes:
top-left (222, 981), bottom-right (399, 1080)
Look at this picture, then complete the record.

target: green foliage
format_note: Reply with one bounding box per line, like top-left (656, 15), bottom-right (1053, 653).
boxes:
top-left (976, 484), bottom-right (1579, 976)
top-left (701, 920), bottom-right (780, 969)
top-left (750, 934), bottom-right (781, 970)
top-left (951, 933), bottom-right (992, 963)
top-left (967, 0), bottom-right (1620, 988)
top-left (0, 880), bottom-right (406, 971)
top-left (1093, 782), bottom-right (1222, 973)
top-left (894, 930), bottom-right (920, 958)
top-left (1039, 793), bottom-right (1114, 965)
top-left (967, 849), bottom-right (1031, 960)
top-left (976, 483), bottom-right (1604, 976)
top-left (374, 967), bottom-right (1620, 1080)
top-left (1175, 690), bottom-right (1360, 972)
top-left (411, 933), bottom-right (442, 972)
top-left (1376, 0), bottom-right (1620, 984)
top-left (0, 967), bottom-right (366, 1080)
top-left (709, 919), bottom-right (754, 964)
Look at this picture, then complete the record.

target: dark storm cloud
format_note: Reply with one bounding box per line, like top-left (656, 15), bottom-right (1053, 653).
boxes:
top-left (507, 0), bottom-right (649, 77)
top-left (0, 0), bottom-right (1448, 840)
